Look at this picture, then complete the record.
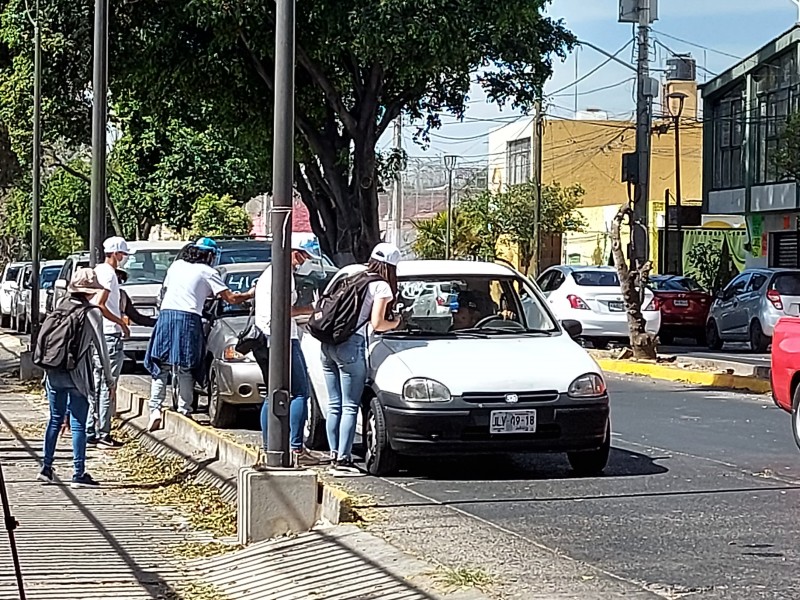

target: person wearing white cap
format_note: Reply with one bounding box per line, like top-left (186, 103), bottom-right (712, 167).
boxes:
top-left (252, 241), bottom-right (321, 467)
top-left (88, 236), bottom-right (133, 449)
top-left (323, 242), bottom-right (403, 476)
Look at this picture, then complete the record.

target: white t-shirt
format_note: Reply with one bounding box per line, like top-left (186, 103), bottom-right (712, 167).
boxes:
top-left (254, 265), bottom-right (299, 341)
top-left (160, 260), bottom-right (228, 316)
top-left (93, 262), bottom-right (121, 335)
top-left (356, 280), bottom-right (394, 338)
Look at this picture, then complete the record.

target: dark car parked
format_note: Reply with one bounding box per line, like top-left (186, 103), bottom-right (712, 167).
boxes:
top-left (649, 275), bottom-right (711, 345)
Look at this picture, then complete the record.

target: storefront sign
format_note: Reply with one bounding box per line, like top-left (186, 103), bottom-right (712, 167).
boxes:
top-left (748, 215), bottom-right (764, 258)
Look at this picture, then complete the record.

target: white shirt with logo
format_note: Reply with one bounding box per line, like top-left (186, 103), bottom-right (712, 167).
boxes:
top-left (160, 260), bottom-right (228, 316)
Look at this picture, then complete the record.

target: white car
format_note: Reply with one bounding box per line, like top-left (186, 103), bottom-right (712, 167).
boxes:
top-left (301, 260), bottom-right (611, 476)
top-left (18, 260), bottom-right (65, 329)
top-left (0, 262), bottom-right (25, 329)
top-left (536, 265), bottom-right (661, 350)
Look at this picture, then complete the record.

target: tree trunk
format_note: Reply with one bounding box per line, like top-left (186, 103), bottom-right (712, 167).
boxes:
top-left (610, 202), bottom-right (657, 360)
top-left (518, 241), bottom-right (534, 276)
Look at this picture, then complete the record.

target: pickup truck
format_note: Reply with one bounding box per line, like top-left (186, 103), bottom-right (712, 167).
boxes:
top-left (770, 317), bottom-right (800, 448)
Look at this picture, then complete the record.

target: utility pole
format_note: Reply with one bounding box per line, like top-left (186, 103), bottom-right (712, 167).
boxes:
top-left (30, 0), bottom-right (42, 347)
top-left (533, 99), bottom-right (544, 276)
top-left (443, 155), bottom-right (458, 259)
top-left (632, 0), bottom-right (653, 272)
top-left (266, 0), bottom-right (295, 468)
top-left (89, 0), bottom-right (109, 267)
top-left (392, 117), bottom-right (403, 247)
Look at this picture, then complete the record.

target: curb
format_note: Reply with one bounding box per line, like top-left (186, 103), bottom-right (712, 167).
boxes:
top-left (115, 380), bottom-right (359, 526)
top-left (596, 358), bottom-right (772, 394)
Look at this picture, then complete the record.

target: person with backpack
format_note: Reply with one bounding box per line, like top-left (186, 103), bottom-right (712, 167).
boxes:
top-left (315, 242), bottom-right (403, 476)
top-left (252, 242), bottom-right (319, 466)
top-left (36, 268), bottom-right (115, 489)
top-left (145, 238), bottom-right (253, 430)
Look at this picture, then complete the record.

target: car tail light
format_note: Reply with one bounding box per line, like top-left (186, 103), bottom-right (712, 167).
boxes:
top-left (767, 289), bottom-right (783, 310)
top-left (567, 295), bottom-right (590, 310)
top-left (644, 297), bottom-right (660, 311)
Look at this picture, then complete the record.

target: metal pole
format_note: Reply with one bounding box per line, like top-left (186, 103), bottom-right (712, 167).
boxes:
top-left (0, 465), bottom-right (26, 600)
top-left (632, 0), bottom-right (652, 271)
top-left (392, 117), bottom-right (403, 246)
top-left (89, 0), bottom-right (108, 268)
top-left (266, 0), bottom-right (295, 469)
top-left (30, 3), bottom-right (41, 348)
top-left (674, 114), bottom-right (683, 275)
top-left (445, 168), bottom-right (453, 260)
top-left (662, 188), bottom-right (670, 274)
top-left (533, 100), bottom-right (544, 276)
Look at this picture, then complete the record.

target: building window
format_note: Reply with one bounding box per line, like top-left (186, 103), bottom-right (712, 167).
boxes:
top-left (711, 86), bottom-right (745, 190)
top-left (506, 138), bottom-right (531, 186)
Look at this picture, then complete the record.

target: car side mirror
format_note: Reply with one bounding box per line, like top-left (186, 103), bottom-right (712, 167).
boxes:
top-left (561, 319), bottom-right (582, 340)
top-left (715, 289), bottom-right (729, 301)
top-left (54, 279), bottom-right (67, 291)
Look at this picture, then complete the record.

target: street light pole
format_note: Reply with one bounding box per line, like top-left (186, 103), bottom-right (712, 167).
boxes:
top-left (89, 0), bottom-right (108, 267)
top-left (30, 0), bottom-right (42, 348)
top-left (444, 155), bottom-right (457, 260)
top-left (667, 92), bottom-right (687, 276)
top-left (266, 0), bottom-right (296, 468)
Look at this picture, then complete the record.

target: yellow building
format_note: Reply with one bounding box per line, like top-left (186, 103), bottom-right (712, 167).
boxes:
top-left (488, 79), bottom-right (703, 274)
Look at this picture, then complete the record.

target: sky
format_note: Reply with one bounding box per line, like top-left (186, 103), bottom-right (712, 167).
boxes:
top-left (395, 0), bottom-right (800, 166)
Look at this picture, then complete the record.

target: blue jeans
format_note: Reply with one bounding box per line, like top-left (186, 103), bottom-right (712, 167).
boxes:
top-left (149, 366), bottom-right (194, 415)
top-left (255, 340), bottom-right (309, 451)
top-left (43, 371), bottom-right (90, 478)
top-left (89, 333), bottom-right (124, 438)
top-left (321, 335), bottom-right (367, 460)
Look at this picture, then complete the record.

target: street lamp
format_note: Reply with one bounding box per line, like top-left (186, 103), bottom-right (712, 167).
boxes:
top-left (665, 91), bottom-right (687, 275)
top-left (443, 155), bottom-right (458, 260)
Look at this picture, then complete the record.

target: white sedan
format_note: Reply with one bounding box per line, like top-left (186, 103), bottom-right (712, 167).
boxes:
top-left (301, 260), bottom-right (611, 476)
top-left (536, 265), bottom-right (661, 350)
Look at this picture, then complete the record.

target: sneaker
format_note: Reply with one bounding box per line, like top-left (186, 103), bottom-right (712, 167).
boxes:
top-left (148, 410), bottom-right (162, 432)
top-left (292, 448), bottom-right (321, 467)
top-left (71, 473), bottom-right (100, 489)
top-left (97, 435), bottom-right (123, 449)
top-left (329, 458), bottom-right (364, 477)
top-left (86, 436), bottom-right (98, 448)
top-left (37, 466), bottom-right (54, 484)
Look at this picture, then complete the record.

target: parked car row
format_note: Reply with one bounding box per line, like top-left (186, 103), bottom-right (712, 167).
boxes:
top-left (0, 260), bottom-right (65, 333)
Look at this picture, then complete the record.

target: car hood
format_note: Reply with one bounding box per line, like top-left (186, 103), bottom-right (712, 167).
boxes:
top-left (378, 334), bottom-right (602, 395)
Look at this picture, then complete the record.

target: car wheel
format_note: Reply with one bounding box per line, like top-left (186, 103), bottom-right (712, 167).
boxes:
top-left (592, 338), bottom-right (609, 350)
top-left (208, 369), bottom-right (236, 428)
top-left (706, 320), bottom-right (723, 351)
top-left (364, 397), bottom-right (397, 476)
top-left (792, 385), bottom-right (800, 452)
top-left (567, 421), bottom-right (611, 476)
top-left (660, 333), bottom-right (675, 346)
top-left (305, 387), bottom-right (328, 451)
top-left (749, 320), bottom-right (770, 353)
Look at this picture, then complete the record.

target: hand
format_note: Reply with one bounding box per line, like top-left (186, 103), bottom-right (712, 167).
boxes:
top-left (499, 310), bottom-right (516, 321)
top-left (120, 322), bottom-right (131, 338)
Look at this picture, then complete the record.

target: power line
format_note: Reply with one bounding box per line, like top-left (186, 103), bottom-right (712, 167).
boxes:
top-left (651, 29), bottom-right (743, 61)
top-left (547, 40), bottom-right (634, 97)
top-left (551, 77), bottom-right (635, 98)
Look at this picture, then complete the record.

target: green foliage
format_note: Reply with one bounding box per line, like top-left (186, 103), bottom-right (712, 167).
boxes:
top-left (685, 241), bottom-right (720, 293)
top-left (776, 111), bottom-right (800, 179)
top-left (190, 194), bottom-right (251, 238)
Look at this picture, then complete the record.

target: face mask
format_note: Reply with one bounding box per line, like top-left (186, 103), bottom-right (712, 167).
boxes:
top-left (294, 260), bottom-right (316, 277)
top-left (118, 254), bottom-right (129, 268)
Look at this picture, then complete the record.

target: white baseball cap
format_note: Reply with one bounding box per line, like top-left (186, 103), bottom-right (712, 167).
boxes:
top-left (370, 242), bottom-right (401, 267)
top-left (103, 236), bottom-right (134, 255)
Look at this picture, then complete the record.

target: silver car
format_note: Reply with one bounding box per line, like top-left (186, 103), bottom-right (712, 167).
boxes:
top-left (706, 268), bottom-right (800, 352)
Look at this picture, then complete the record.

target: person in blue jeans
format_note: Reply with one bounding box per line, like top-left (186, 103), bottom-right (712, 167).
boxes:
top-left (253, 242), bottom-right (318, 466)
top-left (321, 243), bottom-right (403, 476)
top-left (38, 268), bottom-right (115, 489)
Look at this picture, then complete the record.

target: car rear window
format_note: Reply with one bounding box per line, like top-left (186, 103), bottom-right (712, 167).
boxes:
top-left (772, 273), bottom-right (800, 295)
top-left (650, 277), bottom-right (703, 292)
top-left (4, 266), bottom-right (20, 282)
top-left (573, 271), bottom-right (620, 287)
top-left (218, 247), bottom-right (272, 265)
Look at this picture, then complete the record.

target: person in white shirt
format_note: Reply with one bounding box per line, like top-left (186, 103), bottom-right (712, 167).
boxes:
top-left (323, 242), bottom-right (403, 476)
top-left (89, 236), bottom-right (132, 449)
top-left (253, 242), bottom-right (318, 466)
top-left (144, 238), bottom-right (253, 430)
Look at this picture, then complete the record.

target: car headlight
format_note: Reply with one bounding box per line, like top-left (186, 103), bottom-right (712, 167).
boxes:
top-left (403, 378), bottom-right (451, 403)
top-left (568, 373), bottom-right (607, 398)
top-left (223, 345), bottom-right (247, 362)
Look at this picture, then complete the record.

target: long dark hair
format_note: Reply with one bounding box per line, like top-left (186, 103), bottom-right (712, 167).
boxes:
top-left (183, 246), bottom-right (215, 266)
top-left (366, 258), bottom-right (398, 316)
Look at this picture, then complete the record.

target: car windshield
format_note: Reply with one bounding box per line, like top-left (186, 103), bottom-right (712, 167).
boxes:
top-left (125, 250), bottom-right (180, 285)
top-left (650, 276), bottom-right (703, 292)
top-left (772, 273), bottom-right (800, 295)
top-left (4, 266), bottom-right (20, 282)
top-left (220, 270), bottom-right (261, 315)
top-left (392, 275), bottom-right (558, 336)
top-left (218, 245), bottom-right (272, 265)
top-left (573, 270), bottom-right (620, 287)
top-left (40, 267), bottom-right (61, 289)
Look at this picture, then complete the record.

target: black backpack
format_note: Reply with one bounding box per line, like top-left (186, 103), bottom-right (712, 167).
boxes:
top-left (33, 301), bottom-right (95, 371)
top-left (307, 272), bottom-right (380, 345)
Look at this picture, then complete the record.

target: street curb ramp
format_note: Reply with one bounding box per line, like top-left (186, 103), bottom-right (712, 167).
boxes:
top-left (596, 358), bottom-right (772, 394)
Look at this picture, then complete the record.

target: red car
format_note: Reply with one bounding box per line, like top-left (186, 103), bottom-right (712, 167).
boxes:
top-left (771, 317), bottom-right (800, 448)
top-left (649, 275), bottom-right (712, 345)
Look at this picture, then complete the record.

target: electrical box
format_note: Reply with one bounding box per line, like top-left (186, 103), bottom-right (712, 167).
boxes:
top-left (619, 0), bottom-right (658, 23)
top-left (666, 54), bottom-right (697, 82)
top-left (622, 152), bottom-right (639, 184)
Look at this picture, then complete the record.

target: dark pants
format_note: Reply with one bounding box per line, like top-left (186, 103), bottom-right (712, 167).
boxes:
top-left (253, 340), bottom-right (309, 451)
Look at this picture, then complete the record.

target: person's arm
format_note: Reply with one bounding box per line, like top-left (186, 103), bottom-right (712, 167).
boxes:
top-left (94, 288), bottom-right (130, 337)
top-left (122, 292), bottom-right (157, 327)
top-left (87, 309), bottom-right (115, 387)
top-left (371, 296), bottom-right (401, 332)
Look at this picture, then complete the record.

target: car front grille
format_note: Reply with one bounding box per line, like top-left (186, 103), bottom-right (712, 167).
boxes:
top-left (460, 391), bottom-right (560, 404)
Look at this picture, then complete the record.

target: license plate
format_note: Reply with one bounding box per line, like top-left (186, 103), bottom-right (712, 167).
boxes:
top-left (490, 410), bottom-right (537, 434)
top-left (673, 299), bottom-right (689, 307)
top-left (608, 301), bottom-right (624, 312)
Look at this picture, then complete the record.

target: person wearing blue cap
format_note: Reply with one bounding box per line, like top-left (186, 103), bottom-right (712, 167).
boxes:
top-left (144, 237), bottom-right (253, 430)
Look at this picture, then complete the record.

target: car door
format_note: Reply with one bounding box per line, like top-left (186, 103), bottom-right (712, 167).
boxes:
top-left (716, 273), bottom-right (750, 337)
top-left (737, 272), bottom-right (768, 334)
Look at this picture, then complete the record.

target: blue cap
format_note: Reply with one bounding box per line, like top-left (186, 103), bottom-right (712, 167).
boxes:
top-left (194, 237), bottom-right (218, 252)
